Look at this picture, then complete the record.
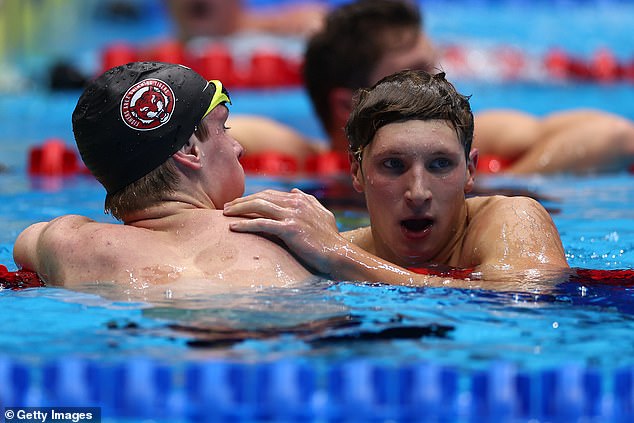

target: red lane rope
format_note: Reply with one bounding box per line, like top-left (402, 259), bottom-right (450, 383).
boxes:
top-left (100, 40), bottom-right (634, 87)
top-left (28, 142), bottom-right (353, 178)
top-left (440, 44), bottom-right (634, 83)
top-left (571, 268), bottom-right (634, 287)
top-left (101, 41), bottom-right (302, 88)
top-left (1, 263), bottom-right (633, 290)
top-left (0, 265), bottom-right (45, 290)
top-left (26, 141), bottom-right (634, 180)
top-left (409, 266), bottom-right (634, 288)
top-left (408, 265), bottom-right (476, 279)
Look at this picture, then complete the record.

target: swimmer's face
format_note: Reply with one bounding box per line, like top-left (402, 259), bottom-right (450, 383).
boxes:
top-left (369, 28), bottom-right (438, 85)
top-left (351, 119), bottom-right (475, 267)
top-left (167, 0), bottom-right (243, 39)
top-left (197, 105), bottom-right (246, 205)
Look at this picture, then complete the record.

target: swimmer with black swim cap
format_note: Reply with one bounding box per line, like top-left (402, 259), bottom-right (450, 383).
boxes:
top-left (73, 62), bottom-right (229, 197)
top-left (14, 61), bottom-right (316, 295)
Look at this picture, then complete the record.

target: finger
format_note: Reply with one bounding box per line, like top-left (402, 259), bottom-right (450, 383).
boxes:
top-left (226, 189), bottom-right (298, 208)
top-left (224, 191), bottom-right (270, 207)
top-left (290, 188), bottom-right (335, 219)
top-left (290, 188), bottom-right (322, 205)
top-left (290, 188), bottom-right (315, 202)
top-left (286, 188), bottom-right (320, 210)
top-left (224, 197), bottom-right (290, 220)
top-left (228, 218), bottom-right (287, 236)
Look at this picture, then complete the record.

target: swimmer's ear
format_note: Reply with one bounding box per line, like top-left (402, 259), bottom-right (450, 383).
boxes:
top-left (465, 148), bottom-right (478, 194)
top-left (172, 138), bottom-right (202, 169)
top-left (350, 151), bottom-right (364, 193)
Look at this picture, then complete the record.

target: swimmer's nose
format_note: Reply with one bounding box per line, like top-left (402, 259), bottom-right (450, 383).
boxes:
top-left (404, 168), bottom-right (431, 207)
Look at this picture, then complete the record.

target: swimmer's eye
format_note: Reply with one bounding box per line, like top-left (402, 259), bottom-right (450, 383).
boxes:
top-left (224, 125), bottom-right (231, 130)
top-left (383, 158), bottom-right (405, 171)
top-left (428, 157), bottom-right (454, 171)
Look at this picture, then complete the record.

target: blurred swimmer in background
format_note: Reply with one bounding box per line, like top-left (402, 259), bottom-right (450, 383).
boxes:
top-left (166, 0), bottom-right (327, 40)
top-left (228, 0), bottom-right (634, 174)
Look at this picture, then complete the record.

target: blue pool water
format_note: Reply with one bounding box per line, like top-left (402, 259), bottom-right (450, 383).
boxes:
top-left (2, 0), bottom-right (634, 421)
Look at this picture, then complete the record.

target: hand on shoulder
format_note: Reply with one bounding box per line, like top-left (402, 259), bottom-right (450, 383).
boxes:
top-left (224, 188), bottom-right (345, 274)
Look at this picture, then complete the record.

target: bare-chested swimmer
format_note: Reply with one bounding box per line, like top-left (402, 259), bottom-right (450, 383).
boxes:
top-left (13, 61), bottom-right (318, 299)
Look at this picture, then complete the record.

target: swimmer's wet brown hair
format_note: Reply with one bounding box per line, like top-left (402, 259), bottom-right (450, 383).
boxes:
top-left (346, 70), bottom-right (474, 163)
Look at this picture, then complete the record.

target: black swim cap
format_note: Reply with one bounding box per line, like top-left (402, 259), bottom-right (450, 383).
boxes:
top-left (72, 61), bottom-right (230, 195)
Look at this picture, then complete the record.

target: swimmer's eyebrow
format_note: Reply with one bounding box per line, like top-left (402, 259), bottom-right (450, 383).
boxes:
top-left (374, 147), bottom-right (415, 155)
top-left (373, 145), bottom-right (460, 156)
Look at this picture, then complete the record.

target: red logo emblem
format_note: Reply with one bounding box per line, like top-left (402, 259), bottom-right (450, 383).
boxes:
top-left (120, 78), bottom-right (175, 130)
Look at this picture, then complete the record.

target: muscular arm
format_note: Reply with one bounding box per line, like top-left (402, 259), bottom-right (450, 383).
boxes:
top-left (13, 215), bottom-right (95, 285)
top-left (475, 109), bottom-right (634, 174)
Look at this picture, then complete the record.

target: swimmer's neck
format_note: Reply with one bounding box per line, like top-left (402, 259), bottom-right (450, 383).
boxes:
top-left (122, 192), bottom-right (220, 227)
top-left (429, 202), bottom-right (470, 266)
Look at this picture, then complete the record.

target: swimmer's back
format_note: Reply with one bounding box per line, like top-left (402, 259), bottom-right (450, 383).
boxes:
top-left (13, 210), bottom-right (314, 292)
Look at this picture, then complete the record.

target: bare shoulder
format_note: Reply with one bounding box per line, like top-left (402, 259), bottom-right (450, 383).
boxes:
top-left (44, 214), bottom-right (96, 230)
top-left (468, 195), bottom-right (549, 222)
top-left (463, 195), bottom-right (568, 271)
top-left (13, 215), bottom-right (99, 278)
top-left (466, 194), bottom-right (557, 242)
top-left (37, 214), bottom-right (102, 244)
top-left (16, 215), bottom-right (95, 247)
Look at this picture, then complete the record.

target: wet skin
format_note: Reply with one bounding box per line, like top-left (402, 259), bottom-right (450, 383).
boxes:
top-left (351, 119), bottom-right (473, 268)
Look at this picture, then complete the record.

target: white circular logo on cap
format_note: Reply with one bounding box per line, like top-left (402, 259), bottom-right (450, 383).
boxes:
top-left (120, 78), bottom-right (175, 130)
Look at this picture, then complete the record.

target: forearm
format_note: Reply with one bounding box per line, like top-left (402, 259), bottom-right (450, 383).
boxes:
top-left (324, 239), bottom-right (412, 281)
top-left (323, 239), bottom-right (483, 289)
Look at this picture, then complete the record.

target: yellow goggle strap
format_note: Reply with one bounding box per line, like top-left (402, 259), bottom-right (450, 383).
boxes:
top-left (202, 79), bottom-right (231, 119)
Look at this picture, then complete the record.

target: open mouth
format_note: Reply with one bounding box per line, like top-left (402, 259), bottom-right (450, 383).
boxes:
top-left (401, 218), bottom-right (433, 233)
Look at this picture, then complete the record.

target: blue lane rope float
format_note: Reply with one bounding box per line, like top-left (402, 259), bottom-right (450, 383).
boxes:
top-left (1, 356), bottom-right (634, 422)
top-left (3, 269), bottom-right (634, 418)
top-left (3, 268), bottom-right (634, 421)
